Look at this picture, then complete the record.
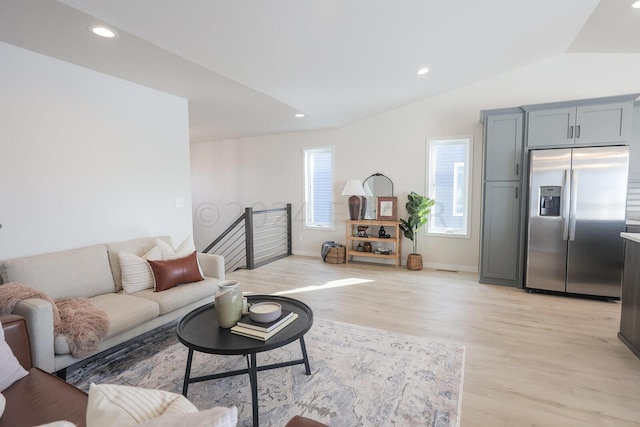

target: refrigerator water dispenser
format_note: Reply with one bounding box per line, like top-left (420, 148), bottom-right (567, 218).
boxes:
top-left (539, 186), bottom-right (561, 217)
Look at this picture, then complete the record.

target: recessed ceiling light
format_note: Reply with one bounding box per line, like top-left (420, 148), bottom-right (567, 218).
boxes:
top-left (294, 113), bottom-right (305, 118)
top-left (632, 1), bottom-right (640, 8)
top-left (89, 25), bottom-right (118, 38)
top-left (417, 67), bottom-right (430, 76)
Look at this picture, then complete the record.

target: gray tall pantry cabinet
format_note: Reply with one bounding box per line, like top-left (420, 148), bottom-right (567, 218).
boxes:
top-left (480, 110), bottom-right (525, 286)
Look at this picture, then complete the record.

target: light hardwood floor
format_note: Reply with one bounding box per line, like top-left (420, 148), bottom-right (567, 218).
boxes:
top-left (226, 256), bottom-right (640, 427)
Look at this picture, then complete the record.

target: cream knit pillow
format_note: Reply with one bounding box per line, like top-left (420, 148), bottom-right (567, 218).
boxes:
top-left (138, 406), bottom-right (238, 427)
top-left (155, 236), bottom-right (196, 259)
top-left (119, 246), bottom-right (161, 294)
top-left (86, 383), bottom-right (197, 427)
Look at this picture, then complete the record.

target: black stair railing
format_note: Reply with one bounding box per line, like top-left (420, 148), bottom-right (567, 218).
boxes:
top-left (203, 204), bottom-right (292, 273)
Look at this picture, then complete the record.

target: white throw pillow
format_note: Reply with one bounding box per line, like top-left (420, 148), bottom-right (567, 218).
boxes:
top-left (86, 383), bottom-right (198, 427)
top-left (119, 247), bottom-right (161, 294)
top-left (156, 236), bottom-right (205, 276)
top-left (137, 406), bottom-right (238, 427)
top-left (0, 319), bottom-right (29, 392)
top-left (0, 392), bottom-right (5, 418)
top-left (156, 236), bottom-right (196, 260)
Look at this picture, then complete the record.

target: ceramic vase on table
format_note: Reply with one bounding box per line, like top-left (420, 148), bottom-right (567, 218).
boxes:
top-left (214, 280), bottom-right (243, 328)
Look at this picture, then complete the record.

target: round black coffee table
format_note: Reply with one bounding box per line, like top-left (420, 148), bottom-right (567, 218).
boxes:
top-left (177, 295), bottom-right (313, 427)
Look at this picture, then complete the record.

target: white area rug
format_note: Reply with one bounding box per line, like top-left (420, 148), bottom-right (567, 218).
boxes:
top-left (68, 318), bottom-right (465, 427)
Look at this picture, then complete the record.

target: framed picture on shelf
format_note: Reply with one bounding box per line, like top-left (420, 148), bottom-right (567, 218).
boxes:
top-left (376, 196), bottom-right (397, 221)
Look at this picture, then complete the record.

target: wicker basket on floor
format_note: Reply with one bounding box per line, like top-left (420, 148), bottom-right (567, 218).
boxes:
top-left (325, 245), bottom-right (346, 264)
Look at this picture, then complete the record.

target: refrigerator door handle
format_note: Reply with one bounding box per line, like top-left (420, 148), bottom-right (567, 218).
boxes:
top-left (569, 170), bottom-right (577, 241)
top-left (562, 169), bottom-right (570, 240)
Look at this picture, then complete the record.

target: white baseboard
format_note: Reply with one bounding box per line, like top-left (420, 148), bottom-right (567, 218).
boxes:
top-left (294, 250), bottom-right (319, 257)
top-left (424, 262), bottom-right (478, 273)
top-left (293, 251), bottom-right (478, 273)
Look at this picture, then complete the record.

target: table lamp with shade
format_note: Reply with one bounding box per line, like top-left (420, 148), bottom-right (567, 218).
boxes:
top-left (341, 179), bottom-right (366, 220)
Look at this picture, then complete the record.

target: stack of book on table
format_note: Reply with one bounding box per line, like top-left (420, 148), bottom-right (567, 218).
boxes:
top-left (230, 309), bottom-right (298, 341)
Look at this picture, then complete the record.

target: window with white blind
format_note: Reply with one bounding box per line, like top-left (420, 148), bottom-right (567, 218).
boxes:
top-left (427, 137), bottom-right (472, 237)
top-left (303, 146), bottom-right (334, 229)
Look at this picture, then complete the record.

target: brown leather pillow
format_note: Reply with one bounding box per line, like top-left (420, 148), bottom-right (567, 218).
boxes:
top-left (148, 251), bottom-right (204, 292)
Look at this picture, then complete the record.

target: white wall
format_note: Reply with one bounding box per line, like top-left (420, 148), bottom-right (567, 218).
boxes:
top-left (0, 42), bottom-right (193, 260)
top-left (192, 53), bottom-right (640, 273)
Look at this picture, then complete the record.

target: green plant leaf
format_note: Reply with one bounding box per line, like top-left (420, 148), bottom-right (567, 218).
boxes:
top-left (398, 191), bottom-right (435, 254)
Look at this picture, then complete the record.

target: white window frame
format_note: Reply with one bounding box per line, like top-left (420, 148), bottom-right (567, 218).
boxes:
top-left (303, 146), bottom-right (335, 230)
top-left (426, 136), bottom-right (472, 238)
top-left (452, 162), bottom-right (464, 217)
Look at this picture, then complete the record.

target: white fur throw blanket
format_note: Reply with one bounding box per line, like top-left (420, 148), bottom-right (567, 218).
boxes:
top-left (0, 281), bottom-right (109, 358)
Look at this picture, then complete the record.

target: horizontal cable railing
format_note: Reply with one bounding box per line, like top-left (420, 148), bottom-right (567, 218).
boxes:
top-left (203, 204), bottom-right (292, 273)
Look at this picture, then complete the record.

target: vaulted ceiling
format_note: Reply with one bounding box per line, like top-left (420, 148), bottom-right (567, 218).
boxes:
top-left (1, 0), bottom-right (639, 142)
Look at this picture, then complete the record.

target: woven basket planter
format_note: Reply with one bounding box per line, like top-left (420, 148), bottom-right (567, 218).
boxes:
top-left (406, 254), bottom-right (423, 271)
top-left (325, 245), bottom-right (346, 264)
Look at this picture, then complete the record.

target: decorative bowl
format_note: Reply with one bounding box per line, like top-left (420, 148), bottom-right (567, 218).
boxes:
top-left (249, 302), bottom-right (282, 323)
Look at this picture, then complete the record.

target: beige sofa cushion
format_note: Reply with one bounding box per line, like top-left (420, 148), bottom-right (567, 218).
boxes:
top-left (2, 245), bottom-right (115, 299)
top-left (132, 278), bottom-right (218, 315)
top-left (106, 236), bottom-right (172, 292)
top-left (54, 293), bottom-right (160, 355)
top-left (92, 294), bottom-right (160, 338)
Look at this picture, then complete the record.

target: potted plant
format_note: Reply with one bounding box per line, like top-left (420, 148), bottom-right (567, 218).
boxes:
top-left (399, 191), bottom-right (436, 270)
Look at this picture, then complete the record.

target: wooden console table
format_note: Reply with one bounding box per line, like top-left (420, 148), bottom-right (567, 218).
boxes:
top-left (345, 219), bottom-right (401, 268)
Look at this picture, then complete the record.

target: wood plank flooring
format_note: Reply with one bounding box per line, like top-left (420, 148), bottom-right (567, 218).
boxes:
top-left (226, 256), bottom-right (640, 426)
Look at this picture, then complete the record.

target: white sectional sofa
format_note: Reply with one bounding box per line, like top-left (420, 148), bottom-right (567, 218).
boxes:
top-left (0, 235), bottom-right (223, 375)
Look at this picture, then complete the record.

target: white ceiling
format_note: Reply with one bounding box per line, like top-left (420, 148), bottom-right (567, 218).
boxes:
top-left (1, 0), bottom-right (639, 142)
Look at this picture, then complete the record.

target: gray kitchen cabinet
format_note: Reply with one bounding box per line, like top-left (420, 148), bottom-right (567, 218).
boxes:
top-left (619, 236), bottom-right (640, 359)
top-left (479, 109), bottom-right (525, 287)
top-left (526, 101), bottom-right (633, 147)
top-left (480, 181), bottom-right (522, 285)
top-left (629, 105), bottom-right (640, 182)
top-left (484, 112), bottom-right (523, 181)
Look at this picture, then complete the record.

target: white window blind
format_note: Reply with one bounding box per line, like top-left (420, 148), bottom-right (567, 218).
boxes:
top-left (427, 137), bottom-right (472, 237)
top-left (304, 147), bottom-right (334, 229)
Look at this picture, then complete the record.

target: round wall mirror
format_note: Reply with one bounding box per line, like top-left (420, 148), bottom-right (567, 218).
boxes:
top-left (362, 173), bottom-right (393, 219)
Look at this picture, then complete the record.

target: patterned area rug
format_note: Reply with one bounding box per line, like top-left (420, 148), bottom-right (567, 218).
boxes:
top-left (68, 318), bottom-right (465, 427)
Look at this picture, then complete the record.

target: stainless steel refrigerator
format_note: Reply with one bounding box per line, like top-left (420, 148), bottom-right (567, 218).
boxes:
top-left (526, 146), bottom-right (629, 297)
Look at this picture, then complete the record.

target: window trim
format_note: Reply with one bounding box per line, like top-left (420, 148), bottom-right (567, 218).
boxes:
top-left (452, 162), bottom-right (464, 217)
top-left (303, 146), bottom-right (335, 230)
top-left (426, 136), bottom-right (472, 238)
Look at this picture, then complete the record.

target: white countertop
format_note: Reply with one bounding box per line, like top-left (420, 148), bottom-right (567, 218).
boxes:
top-left (621, 232), bottom-right (640, 244)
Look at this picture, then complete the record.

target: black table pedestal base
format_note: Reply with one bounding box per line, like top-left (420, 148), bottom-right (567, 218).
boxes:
top-left (182, 337), bottom-right (311, 427)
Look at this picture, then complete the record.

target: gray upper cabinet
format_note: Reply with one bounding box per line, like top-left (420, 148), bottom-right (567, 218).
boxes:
top-left (526, 101), bottom-right (633, 147)
top-left (484, 112), bottom-right (523, 181)
top-left (526, 107), bottom-right (575, 147)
